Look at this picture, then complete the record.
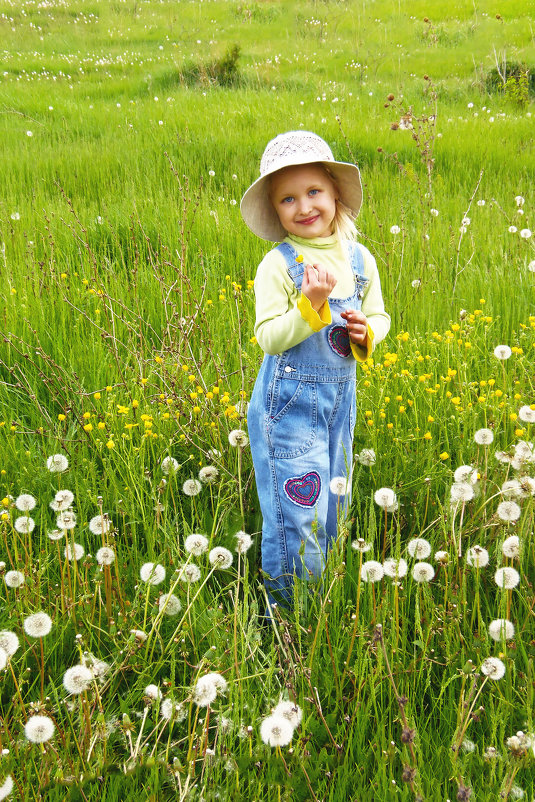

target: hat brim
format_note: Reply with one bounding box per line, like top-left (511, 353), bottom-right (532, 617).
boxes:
top-left (240, 160), bottom-right (363, 241)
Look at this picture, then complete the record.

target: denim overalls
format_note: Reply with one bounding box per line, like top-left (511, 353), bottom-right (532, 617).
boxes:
top-left (248, 240), bottom-right (368, 605)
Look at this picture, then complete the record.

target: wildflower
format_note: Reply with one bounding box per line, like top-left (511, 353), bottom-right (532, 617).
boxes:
top-left (373, 487), bottom-right (397, 510)
top-left (434, 550), bottom-right (449, 564)
top-left (89, 514), bottom-right (111, 535)
top-left (508, 225), bottom-right (517, 234)
top-left (260, 714), bottom-right (294, 747)
top-left (56, 511), bottom-right (77, 530)
top-left (411, 279), bottom-right (421, 288)
top-left (462, 217), bottom-right (471, 226)
top-left (383, 557), bottom-right (408, 579)
top-left (144, 684), bottom-right (162, 701)
top-left (502, 535), bottom-right (520, 559)
top-left (528, 260), bottom-right (535, 272)
top-left (177, 563), bottom-right (201, 583)
top-left (474, 428), bottom-right (494, 445)
top-left (96, 546), bottom-right (115, 566)
top-left (184, 534), bottom-right (209, 556)
top-left (14, 516), bottom-right (35, 534)
top-left (518, 405), bottom-right (535, 423)
top-left (351, 538), bottom-right (372, 553)
top-left (161, 456), bottom-right (179, 474)
top-left (520, 229), bottom-right (532, 239)
top-left (0, 776), bottom-right (13, 799)
top-left (131, 629), bottom-right (148, 642)
top-left (0, 648), bottom-right (6, 670)
top-left (390, 225), bottom-right (401, 235)
top-left (49, 489), bottom-right (74, 511)
top-left (15, 494), bottom-right (36, 512)
top-left (466, 546), bottom-right (489, 568)
top-left (48, 529), bottom-right (64, 541)
top-left (193, 675), bottom-right (218, 707)
top-left (496, 501), bottom-right (521, 522)
top-left (483, 746), bottom-right (499, 759)
top-left (0, 631), bottom-right (19, 657)
top-left (63, 664), bottom-right (93, 694)
top-left (158, 593), bottom-right (182, 616)
top-left (453, 465), bottom-right (478, 484)
top-left (203, 672), bottom-right (228, 695)
top-left (515, 196), bottom-right (525, 207)
top-left (360, 560), bottom-right (384, 582)
top-left (450, 482), bottom-right (475, 503)
top-left (493, 345), bottom-right (512, 360)
top-left (139, 562), bottom-right (166, 585)
top-left (182, 479), bottom-right (202, 496)
top-left (24, 715), bottom-right (55, 743)
top-left (199, 465), bottom-right (219, 483)
top-left (209, 547), bottom-right (233, 569)
top-left (430, 209), bottom-right (439, 217)
top-left (357, 448), bottom-right (376, 466)
top-left (4, 570), bottom-right (25, 588)
top-left (235, 531), bottom-right (253, 554)
top-left (477, 199), bottom-right (485, 206)
top-left (160, 699), bottom-right (182, 721)
top-left (462, 739), bottom-right (476, 753)
top-left (501, 479), bottom-right (523, 498)
top-left (47, 454), bottom-right (69, 472)
top-left (407, 538), bottom-right (431, 559)
top-left (329, 476), bottom-right (349, 495)
top-left (23, 612), bottom-right (52, 639)
top-left (488, 619), bottom-right (515, 641)
top-left (514, 440), bottom-right (535, 462)
top-left (494, 566), bottom-right (520, 589)
top-left (81, 652), bottom-right (110, 679)
top-left (480, 656), bottom-right (506, 680)
top-left (411, 562), bottom-right (435, 582)
top-left (228, 429), bottom-right (249, 447)
top-left (273, 700), bottom-right (303, 728)
top-left (64, 542), bottom-right (85, 561)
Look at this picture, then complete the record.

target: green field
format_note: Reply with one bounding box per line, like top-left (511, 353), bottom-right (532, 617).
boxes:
top-left (0, 0), bottom-right (534, 799)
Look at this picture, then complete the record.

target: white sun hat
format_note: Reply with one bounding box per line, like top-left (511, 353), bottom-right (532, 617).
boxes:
top-left (240, 130), bottom-right (363, 241)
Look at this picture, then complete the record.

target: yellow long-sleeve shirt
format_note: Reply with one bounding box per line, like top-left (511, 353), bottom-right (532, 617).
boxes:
top-left (254, 233), bottom-right (390, 361)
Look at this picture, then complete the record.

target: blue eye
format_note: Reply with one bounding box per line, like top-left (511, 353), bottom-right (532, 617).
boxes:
top-left (309, 189), bottom-right (319, 196)
top-left (282, 196), bottom-right (294, 203)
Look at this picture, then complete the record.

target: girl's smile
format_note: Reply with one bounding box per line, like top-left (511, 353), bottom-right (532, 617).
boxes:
top-left (269, 164), bottom-right (338, 239)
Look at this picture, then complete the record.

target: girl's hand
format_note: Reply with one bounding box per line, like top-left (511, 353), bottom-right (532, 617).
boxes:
top-left (341, 309), bottom-right (368, 345)
top-left (301, 263), bottom-right (336, 311)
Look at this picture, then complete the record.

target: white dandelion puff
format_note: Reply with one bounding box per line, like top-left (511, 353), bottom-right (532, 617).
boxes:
top-left (383, 557), bottom-right (408, 579)
top-left (182, 479), bottom-right (202, 497)
top-left (514, 441), bottom-right (535, 462)
top-left (96, 546), bottom-right (115, 566)
top-left (158, 593), bottom-right (181, 616)
top-left (209, 547), bottom-right (233, 570)
top-left (23, 612), bottom-right (52, 638)
top-left (0, 648), bottom-right (7, 670)
top-left (0, 631), bottom-right (19, 657)
top-left (360, 560), bottom-right (384, 582)
top-left (497, 501), bottom-right (521, 522)
top-left (481, 656), bottom-right (506, 680)
top-left (4, 570), bottom-right (25, 589)
top-left (374, 487), bottom-right (397, 510)
top-left (508, 225), bottom-right (517, 234)
top-left (273, 700), bottom-right (302, 728)
top-left (466, 546), bottom-right (489, 568)
top-left (357, 448), bottom-right (376, 466)
top-left (184, 534), bottom-right (209, 556)
top-left (63, 664), bottom-right (93, 694)
top-left (502, 535), bottom-right (520, 559)
top-left (0, 776), bottom-right (13, 799)
top-left (56, 511), bottom-right (77, 530)
top-left (329, 476), bottom-right (349, 495)
top-left (407, 538), bottom-right (431, 559)
top-left (48, 529), bottom-right (64, 541)
top-left (501, 479), bottom-right (523, 499)
top-left (64, 543), bottom-right (84, 561)
top-left (518, 405), bottom-right (535, 423)
top-left (228, 429), bottom-right (249, 447)
top-left (139, 562), bottom-right (166, 585)
top-left (14, 516), bottom-right (35, 534)
top-left (515, 196), bottom-right (525, 207)
top-left (260, 714), bottom-right (294, 747)
top-left (390, 225), bottom-right (401, 235)
top-left (177, 563), bottom-right (201, 583)
top-left (488, 619), bottom-right (515, 641)
top-left (235, 531), bottom-right (253, 555)
top-left (351, 538), bottom-right (372, 553)
top-left (130, 629), bottom-right (148, 642)
top-left (193, 675), bottom-right (218, 707)
top-left (89, 514), bottom-right (111, 535)
top-left (411, 562), bottom-right (435, 582)
top-left (520, 229), bottom-right (531, 239)
top-left (49, 490), bottom-right (74, 512)
top-left (474, 428), bottom-right (494, 445)
top-left (494, 566), bottom-right (520, 589)
top-left (15, 494), bottom-right (36, 512)
top-left (411, 278), bottom-right (422, 288)
top-left (144, 684), bottom-right (162, 701)
top-left (434, 550), bottom-right (449, 564)
top-left (203, 672), bottom-right (228, 695)
top-left (24, 715), bottom-right (55, 743)
top-left (161, 456), bottom-right (179, 474)
top-left (450, 482), bottom-right (475, 502)
top-left (46, 454), bottom-right (69, 473)
top-left (493, 345), bottom-right (512, 360)
top-left (199, 465), bottom-right (219, 483)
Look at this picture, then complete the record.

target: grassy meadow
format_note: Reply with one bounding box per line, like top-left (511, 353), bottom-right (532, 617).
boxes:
top-left (0, 0), bottom-right (534, 799)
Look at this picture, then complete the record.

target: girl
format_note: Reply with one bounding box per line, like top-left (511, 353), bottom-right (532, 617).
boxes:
top-left (241, 131), bottom-right (390, 608)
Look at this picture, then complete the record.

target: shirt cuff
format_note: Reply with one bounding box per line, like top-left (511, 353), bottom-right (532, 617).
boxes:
top-left (351, 324), bottom-right (375, 363)
top-left (297, 293), bottom-right (332, 331)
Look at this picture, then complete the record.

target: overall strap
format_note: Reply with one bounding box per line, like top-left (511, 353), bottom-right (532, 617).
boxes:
top-left (275, 242), bottom-right (305, 290)
top-left (347, 241), bottom-right (366, 279)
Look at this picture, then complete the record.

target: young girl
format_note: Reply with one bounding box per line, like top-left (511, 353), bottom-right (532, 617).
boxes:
top-left (241, 131), bottom-right (390, 608)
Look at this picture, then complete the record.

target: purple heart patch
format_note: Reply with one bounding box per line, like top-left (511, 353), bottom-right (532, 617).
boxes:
top-left (328, 325), bottom-right (351, 358)
top-left (284, 471), bottom-right (321, 508)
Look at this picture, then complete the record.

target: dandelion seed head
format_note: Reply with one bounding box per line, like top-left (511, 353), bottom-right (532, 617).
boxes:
top-left (48, 529), bottom-right (64, 541)
top-left (411, 562), bottom-right (435, 582)
top-left (351, 538), bottom-right (372, 553)
top-left (501, 479), bottom-right (523, 499)
top-left (329, 476), bottom-right (349, 495)
top-left (514, 440), bottom-right (535, 462)
top-left (383, 557), bottom-right (408, 579)
top-left (474, 428), bottom-right (494, 445)
top-left (56, 511), bottom-right (77, 530)
top-left (24, 715), bottom-right (55, 743)
top-left (4, 570), bottom-right (25, 589)
top-left (0, 631), bottom-right (19, 657)
top-left (199, 465), bottom-right (219, 483)
top-left (434, 550), bottom-right (449, 564)
top-left (46, 453), bottom-right (68, 473)
top-left (494, 566), bottom-right (520, 589)
top-left (161, 456), bottom-right (179, 474)
top-left (158, 593), bottom-right (181, 616)
top-left (0, 647), bottom-right (7, 671)
top-left (63, 664), bottom-right (93, 694)
top-left (96, 546), bottom-right (115, 566)
top-left (23, 612), bottom-right (52, 638)
top-left (0, 776), bottom-right (13, 800)
top-left (374, 487), bottom-right (397, 509)
top-left (228, 429), bottom-right (249, 447)
top-left (360, 560), bottom-right (384, 582)
top-left (193, 675), bottom-right (218, 707)
top-left (450, 482), bottom-right (475, 502)
top-left (493, 345), bottom-right (512, 360)
top-left (177, 563), bottom-right (201, 583)
top-left (501, 535), bottom-right (520, 559)
top-left (497, 500), bottom-right (521, 522)
top-left (518, 405), bottom-right (535, 423)
top-left (407, 538), bottom-right (431, 559)
top-left (64, 542), bottom-right (84, 561)
top-left (15, 494), bottom-right (36, 512)
top-left (466, 545), bottom-right (489, 568)
top-left (488, 619), bottom-right (515, 641)
top-left (144, 684), bottom-right (162, 701)
top-left (235, 531), bottom-right (253, 554)
top-left (357, 448), bottom-right (376, 466)
top-left (49, 489), bottom-right (74, 512)
top-left (184, 534), bottom-right (209, 556)
top-left (89, 514), bottom-right (111, 535)
top-left (481, 656), bottom-right (506, 680)
top-left (139, 562), bottom-right (166, 585)
top-left (390, 225), bottom-right (400, 235)
top-left (208, 547), bottom-right (233, 569)
top-left (14, 516), bottom-right (35, 534)
top-left (515, 196), bottom-right (525, 207)
top-left (182, 478), bottom-right (202, 496)
top-left (273, 699), bottom-right (303, 728)
top-left (260, 714), bottom-right (294, 747)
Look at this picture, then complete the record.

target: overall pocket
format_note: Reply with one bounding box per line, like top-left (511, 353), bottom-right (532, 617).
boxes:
top-left (266, 378), bottom-right (317, 459)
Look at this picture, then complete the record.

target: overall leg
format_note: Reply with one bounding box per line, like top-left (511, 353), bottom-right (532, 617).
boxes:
top-left (325, 381), bottom-right (356, 547)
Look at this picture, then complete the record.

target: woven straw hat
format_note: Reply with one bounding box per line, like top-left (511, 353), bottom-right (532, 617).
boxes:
top-left (240, 130), bottom-right (362, 241)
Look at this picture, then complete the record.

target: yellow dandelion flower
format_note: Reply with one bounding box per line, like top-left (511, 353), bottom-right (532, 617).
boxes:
top-left (439, 452), bottom-right (449, 460)
top-left (83, 423), bottom-right (93, 433)
top-left (193, 406), bottom-right (201, 414)
top-left (424, 432), bottom-right (432, 440)
top-left (58, 414), bottom-right (66, 421)
top-left (212, 386), bottom-right (220, 395)
top-left (206, 392), bottom-right (214, 400)
top-left (509, 413), bottom-right (518, 421)
top-left (515, 428), bottom-right (525, 436)
top-left (132, 400), bottom-right (139, 409)
top-left (83, 412), bottom-right (91, 419)
top-left (106, 440), bottom-right (114, 449)
top-left (97, 422), bottom-right (106, 430)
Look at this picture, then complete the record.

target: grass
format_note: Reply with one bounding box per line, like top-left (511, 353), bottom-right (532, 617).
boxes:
top-left (0, 0), bottom-right (534, 799)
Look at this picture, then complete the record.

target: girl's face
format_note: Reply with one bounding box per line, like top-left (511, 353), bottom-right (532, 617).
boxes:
top-left (269, 164), bottom-right (338, 239)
